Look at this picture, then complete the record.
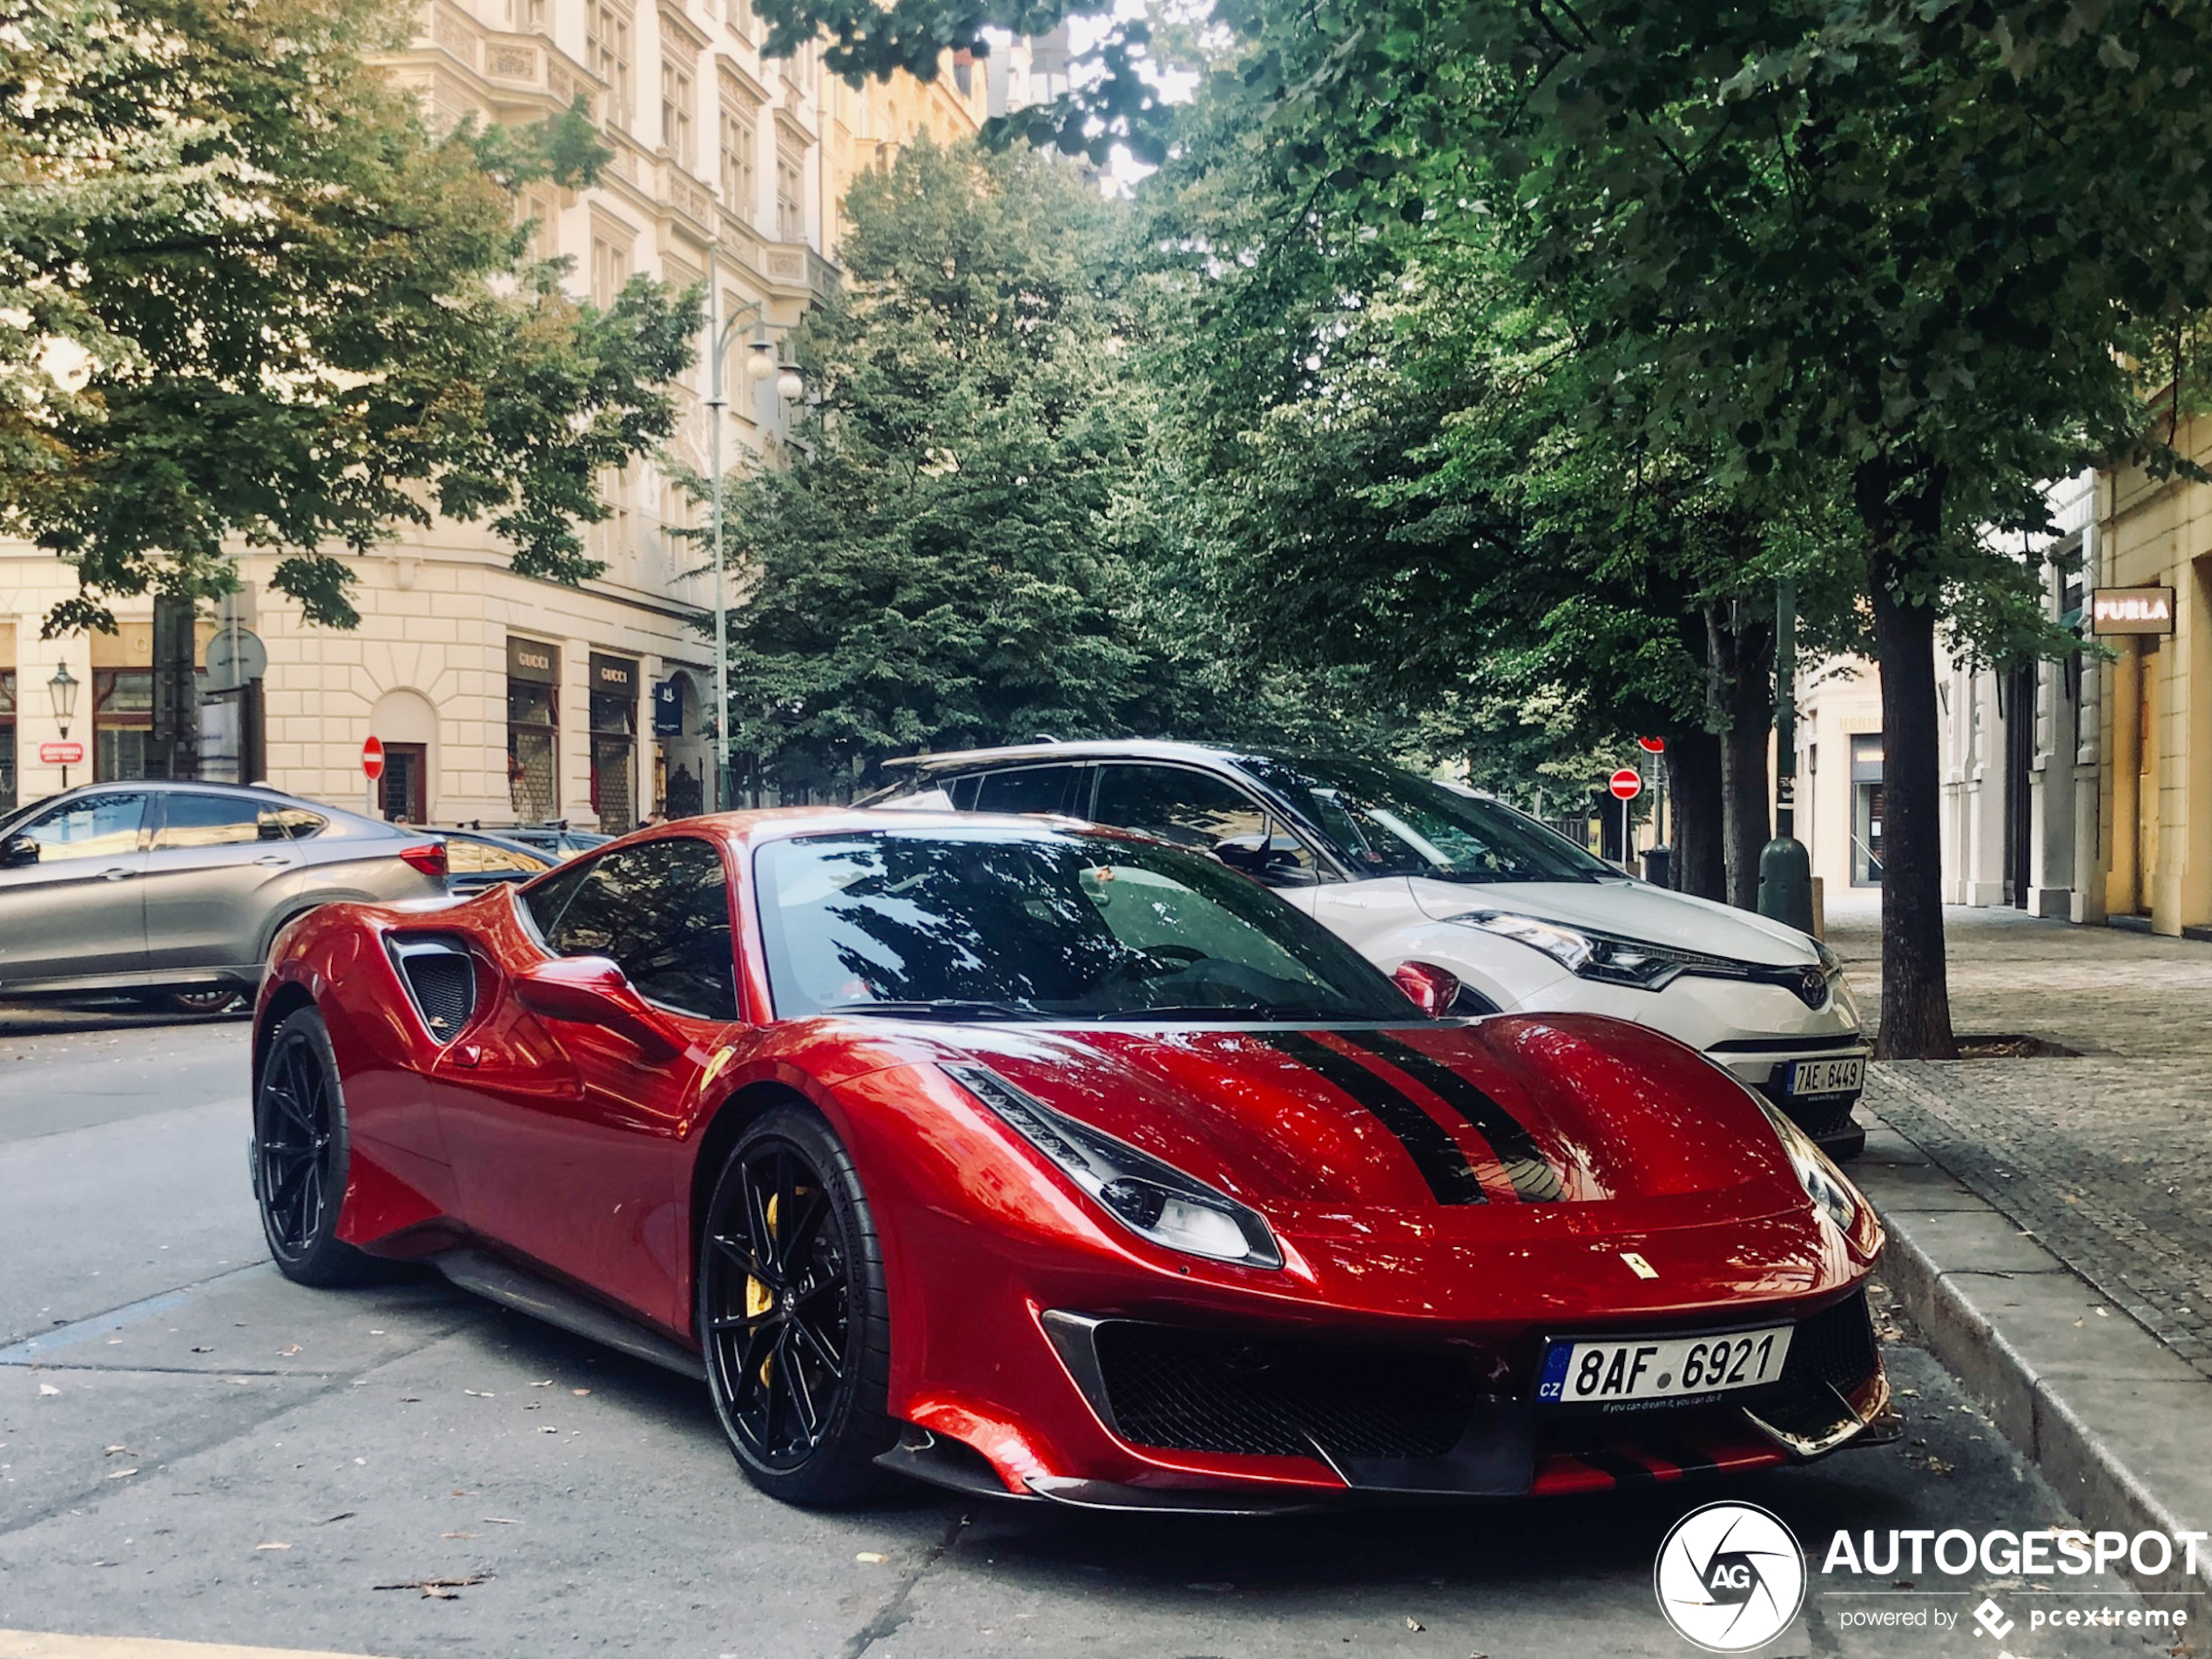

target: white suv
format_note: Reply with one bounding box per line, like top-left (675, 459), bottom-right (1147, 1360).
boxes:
top-left (868, 740), bottom-right (1868, 1157)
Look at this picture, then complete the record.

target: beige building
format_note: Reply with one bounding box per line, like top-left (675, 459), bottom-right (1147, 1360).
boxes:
top-left (0, 3), bottom-right (997, 832)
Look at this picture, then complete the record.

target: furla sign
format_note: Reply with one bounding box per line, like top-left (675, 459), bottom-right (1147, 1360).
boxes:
top-left (2091, 587), bottom-right (2176, 636)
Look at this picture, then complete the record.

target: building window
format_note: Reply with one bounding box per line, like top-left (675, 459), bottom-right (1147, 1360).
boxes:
top-left (589, 653), bottom-right (638, 833)
top-left (725, 0), bottom-right (750, 37)
top-left (590, 227), bottom-right (631, 308)
top-left (93, 669), bottom-right (154, 780)
top-left (588, 0), bottom-right (633, 129)
top-left (662, 58), bottom-right (695, 169)
top-left (520, 186), bottom-right (559, 264)
top-left (775, 145), bottom-right (803, 241)
top-left (1850, 734), bottom-right (1885, 887)
top-left (0, 668), bottom-right (13, 813)
top-left (718, 103), bottom-right (756, 222)
top-left (508, 637), bottom-right (561, 823)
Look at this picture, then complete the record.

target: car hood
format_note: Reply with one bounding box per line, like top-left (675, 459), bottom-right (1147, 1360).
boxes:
top-left (1403, 878), bottom-right (1818, 966)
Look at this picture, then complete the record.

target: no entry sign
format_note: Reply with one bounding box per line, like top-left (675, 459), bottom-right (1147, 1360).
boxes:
top-left (1608, 767), bottom-right (1642, 800)
top-left (1637, 735), bottom-right (1665, 753)
top-left (361, 735), bottom-right (386, 782)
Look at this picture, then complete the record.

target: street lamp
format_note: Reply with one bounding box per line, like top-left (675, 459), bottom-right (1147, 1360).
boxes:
top-left (702, 245), bottom-right (806, 813)
top-left (47, 662), bottom-right (78, 789)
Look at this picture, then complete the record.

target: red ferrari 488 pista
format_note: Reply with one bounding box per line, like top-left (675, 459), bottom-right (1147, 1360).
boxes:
top-left (252, 811), bottom-right (1889, 1511)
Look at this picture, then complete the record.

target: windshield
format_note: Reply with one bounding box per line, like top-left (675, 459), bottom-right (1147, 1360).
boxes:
top-left (1238, 754), bottom-right (1615, 884)
top-left (754, 828), bottom-right (1414, 1022)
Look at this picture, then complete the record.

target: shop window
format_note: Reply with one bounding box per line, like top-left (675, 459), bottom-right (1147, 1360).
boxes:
top-left (508, 638), bottom-right (561, 823)
top-left (1851, 734), bottom-right (1884, 887)
top-left (94, 669), bottom-right (154, 780)
top-left (589, 652), bottom-right (638, 833)
top-left (0, 669), bottom-right (13, 814)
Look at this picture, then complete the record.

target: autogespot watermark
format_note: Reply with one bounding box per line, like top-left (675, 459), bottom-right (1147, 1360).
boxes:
top-left (1655, 1502), bottom-right (1809, 1652)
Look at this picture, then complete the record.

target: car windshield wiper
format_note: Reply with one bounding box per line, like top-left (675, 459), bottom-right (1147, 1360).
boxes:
top-left (817, 998), bottom-right (1040, 1022)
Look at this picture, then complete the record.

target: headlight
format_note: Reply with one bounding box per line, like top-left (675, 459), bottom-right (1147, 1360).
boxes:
top-left (1750, 1094), bottom-right (1862, 1236)
top-left (1449, 911), bottom-right (1682, 990)
top-left (945, 1063), bottom-right (1284, 1270)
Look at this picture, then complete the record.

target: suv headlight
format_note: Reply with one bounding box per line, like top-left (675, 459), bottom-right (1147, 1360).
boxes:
top-left (1750, 1094), bottom-right (1862, 1235)
top-left (1449, 910), bottom-right (1683, 990)
top-left (945, 1063), bottom-right (1284, 1270)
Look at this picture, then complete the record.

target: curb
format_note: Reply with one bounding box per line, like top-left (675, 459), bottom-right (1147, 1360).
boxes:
top-left (1858, 1108), bottom-right (2212, 1600)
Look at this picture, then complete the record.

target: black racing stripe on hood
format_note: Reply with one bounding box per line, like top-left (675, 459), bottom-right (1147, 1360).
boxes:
top-left (1336, 1031), bottom-right (1566, 1204)
top-left (1255, 1031), bottom-right (1488, 1206)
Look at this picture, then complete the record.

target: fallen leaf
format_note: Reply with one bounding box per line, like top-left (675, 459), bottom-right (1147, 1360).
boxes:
top-left (106, 1468), bottom-right (138, 1480)
top-left (449, 1489), bottom-right (474, 1497)
top-left (370, 1330), bottom-right (386, 1335)
top-left (482, 1516), bottom-right (522, 1525)
top-left (256, 1541), bottom-right (292, 1550)
top-left (442, 1532), bottom-right (475, 1540)
top-left (856, 1552), bottom-right (887, 1563)
top-left (2094, 1307), bottom-right (2109, 1318)
top-left (374, 1574), bottom-right (489, 1598)
top-left (318, 1513), bottom-right (355, 1525)
top-left (37, 1384), bottom-right (59, 1397)
top-left (190, 1346), bottom-right (212, 1353)
top-left (571, 1388), bottom-right (590, 1397)
top-left (537, 1426), bottom-right (558, 1434)
top-left (1405, 1617), bottom-right (1425, 1631)
top-left (400, 1397), bottom-right (421, 1404)
top-left (463, 1389), bottom-right (495, 1398)
top-left (529, 1379), bottom-right (553, 1388)
top-left (278, 1345), bottom-right (301, 1356)
top-left (104, 1445), bottom-right (131, 1455)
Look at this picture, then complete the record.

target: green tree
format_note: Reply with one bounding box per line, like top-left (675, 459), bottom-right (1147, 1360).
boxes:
top-left (703, 137), bottom-right (1229, 799)
top-left (0, 0), bottom-right (698, 631)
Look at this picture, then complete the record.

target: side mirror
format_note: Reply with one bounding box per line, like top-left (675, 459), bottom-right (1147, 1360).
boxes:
top-left (515, 954), bottom-right (683, 1062)
top-left (1392, 959), bottom-right (1463, 1019)
top-left (1212, 834), bottom-right (1318, 888)
top-left (1, 835), bottom-right (37, 869)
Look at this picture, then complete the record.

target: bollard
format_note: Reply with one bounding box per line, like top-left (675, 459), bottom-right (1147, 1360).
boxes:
top-left (1757, 836), bottom-right (1815, 934)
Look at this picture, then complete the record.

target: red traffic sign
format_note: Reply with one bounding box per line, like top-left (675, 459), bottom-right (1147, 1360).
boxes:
top-left (1608, 767), bottom-right (1642, 800)
top-left (361, 735), bottom-right (386, 782)
top-left (39, 741), bottom-right (83, 765)
top-left (1636, 735), bottom-right (1665, 753)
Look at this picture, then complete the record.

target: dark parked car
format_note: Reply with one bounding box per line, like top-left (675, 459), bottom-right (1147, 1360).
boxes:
top-left (0, 781), bottom-right (448, 1012)
top-left (439, 829), bottom-right (556, 895)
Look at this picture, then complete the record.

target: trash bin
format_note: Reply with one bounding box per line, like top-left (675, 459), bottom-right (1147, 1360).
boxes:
top-left (1642, 845), bottom-right (1671, 888)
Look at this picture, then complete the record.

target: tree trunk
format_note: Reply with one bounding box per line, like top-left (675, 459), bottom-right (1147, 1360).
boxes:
top-left (1666, 727), bottom-right (1726, 900)
top-left (1858, 461), bottom-right (1958, 1059)
top-left (1705, 602), bottom-right (1776, 910)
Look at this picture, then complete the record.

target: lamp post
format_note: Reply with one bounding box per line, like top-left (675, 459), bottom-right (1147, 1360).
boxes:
top-left (47, 662), bottom-right (78, 790)
top-left (701, 245), bottom-right (805, 813)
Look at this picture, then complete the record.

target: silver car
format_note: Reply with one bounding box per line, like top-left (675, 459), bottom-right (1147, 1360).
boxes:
top-left (0, 781), bottom-right (447, 1011)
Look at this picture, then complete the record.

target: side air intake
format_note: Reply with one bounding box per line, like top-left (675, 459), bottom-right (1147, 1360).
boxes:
top-left (388, 936), bottom-right (477, 1043)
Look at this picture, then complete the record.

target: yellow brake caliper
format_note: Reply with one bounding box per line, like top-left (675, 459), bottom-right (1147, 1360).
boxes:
top-left (749, 1194), bottom-right (778, 1387)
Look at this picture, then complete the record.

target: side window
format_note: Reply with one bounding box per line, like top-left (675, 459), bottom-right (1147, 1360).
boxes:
top-left (971, 766), bottom-right (1081, 816)
top-left (154, 792), bottom-right (264, 850)
top-left (519, 859), bottom-right (596, 940)
top-left (14, 792), bottom-right (146, 863)
top-left (266, 806), bottom-right (327, 840)
top-left (544, 839), bottom-right (738, 1019)
top-left (948, 774), bottom-right (982, 810)
top-left (1092, 765), bottom-right (1318, 886)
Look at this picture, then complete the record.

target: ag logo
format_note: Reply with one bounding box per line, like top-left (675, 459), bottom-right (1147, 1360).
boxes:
top-left (1653, 1501), bottom-right (1806, 1652)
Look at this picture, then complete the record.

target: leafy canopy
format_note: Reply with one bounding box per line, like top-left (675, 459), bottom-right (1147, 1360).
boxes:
top-left (0, 0), bottom-right (699, 631)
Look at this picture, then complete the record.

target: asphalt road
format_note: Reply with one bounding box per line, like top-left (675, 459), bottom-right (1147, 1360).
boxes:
top-left (0, 1009), bottom-right (2171, 1658)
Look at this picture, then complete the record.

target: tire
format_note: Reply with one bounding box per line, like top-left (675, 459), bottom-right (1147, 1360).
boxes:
top-left (253, 1007), bottom-right (378, 1286)
top-left (169, 987), bottom-right (243, 1016)
top-left (697, 1104), bottom-right (896, 1506)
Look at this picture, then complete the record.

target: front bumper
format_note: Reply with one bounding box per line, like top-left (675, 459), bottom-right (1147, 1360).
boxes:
top-left (889, 1289), bottom-right (1891, 1509)
top-left (1708, 1036), bottom-right (1871, 1158)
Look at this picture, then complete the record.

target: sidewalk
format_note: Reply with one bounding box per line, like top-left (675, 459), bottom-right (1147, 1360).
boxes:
top-left (1826, 896), bottom-right (2212, 1592)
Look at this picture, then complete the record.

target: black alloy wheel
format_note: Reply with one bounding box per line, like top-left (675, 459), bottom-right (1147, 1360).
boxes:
top-left (170, 987), bottom-right (243, 1016)
top-left (698, 1106), bottom-right (894, 1505)
top-left (253, 1007), bottom-right (376, 1286)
